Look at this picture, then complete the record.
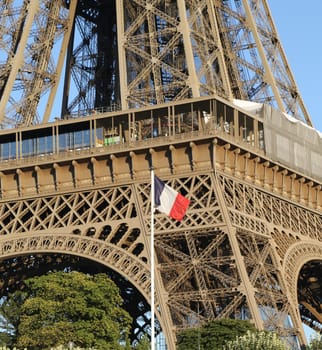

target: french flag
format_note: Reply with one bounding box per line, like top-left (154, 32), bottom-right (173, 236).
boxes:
top-left (154, 175), bottom-right (190, 221)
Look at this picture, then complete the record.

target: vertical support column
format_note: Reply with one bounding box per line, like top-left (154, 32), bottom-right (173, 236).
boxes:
top-left (206, 0), bottom-right (233, 99)
top-left (116, 0), bottom-right (128, 110)
top-left (0, 1), bottom-right (39, 122)
top-left (214, 175), bottom-right (264, 328)
top-left (212, 143), bottom-right (263, 329)
top-left (176, 1), bottom-right (200, 97)
top-left (241, 0), bottom-right (285, 114)
top-left (43, 0), bottom-right (78, 123)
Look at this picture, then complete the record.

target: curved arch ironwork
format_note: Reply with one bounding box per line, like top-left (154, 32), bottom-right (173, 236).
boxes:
top-left (284, 242), bottom-right (322, 323)
top-left (0, 233), bottom-right (151, 303)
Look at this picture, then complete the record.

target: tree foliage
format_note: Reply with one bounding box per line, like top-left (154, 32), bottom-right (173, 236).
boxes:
top-left (1, 271), bottom-right (132, 350)
top-left (0, 289), bottom-right (27, 347)
top-left (176, 318), bottom-right (256, 350)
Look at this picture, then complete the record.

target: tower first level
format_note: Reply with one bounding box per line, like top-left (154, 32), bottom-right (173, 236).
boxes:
top-left (0, 95), bottom-right (321, 349)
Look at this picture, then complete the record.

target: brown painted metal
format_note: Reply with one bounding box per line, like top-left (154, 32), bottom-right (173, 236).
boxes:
top-left (0, 1), bottom-right (320, 349)
top-left (0, 96), bottom-right (321, 348)
top-left (0, 1), bottom-right (312, 127)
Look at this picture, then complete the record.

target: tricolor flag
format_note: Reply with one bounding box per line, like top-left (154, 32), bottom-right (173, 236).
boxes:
top-left (154, 175), bottom-right (190, 221)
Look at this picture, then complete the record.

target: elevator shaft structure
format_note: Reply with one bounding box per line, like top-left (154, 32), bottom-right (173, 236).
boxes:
top-left (0, 0), bottom-right (312, 128)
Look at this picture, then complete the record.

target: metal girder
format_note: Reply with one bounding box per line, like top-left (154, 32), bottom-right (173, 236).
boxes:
top-left (0, 0), bottom-right (75, 127)
top-left (0, 130), bottom-right (321, 347)
top-left (0, 0), bottom-right (313, 127)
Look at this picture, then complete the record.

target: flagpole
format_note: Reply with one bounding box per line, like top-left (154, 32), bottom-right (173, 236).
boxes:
top-left (150, 168), bottom-right (155, 350)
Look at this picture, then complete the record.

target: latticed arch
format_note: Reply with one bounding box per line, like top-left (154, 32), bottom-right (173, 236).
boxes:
top-left (0, 234), bottom-right (171, 345)
top-left (0, 235), bottom-right (151, 302)
top-left (284, 243), bottom-right (322, 320)
top-left (0, 135), bottom-right (321, 348)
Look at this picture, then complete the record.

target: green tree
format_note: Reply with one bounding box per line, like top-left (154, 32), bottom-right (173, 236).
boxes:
top-left (223, 330), bottom-right (288, 350)
top-left (176, 318), bottom-right (256, 350)
top-left (0, 289), bottom-right (27, 347)
top-left (0, 331), bottom-right (11, 347)
top-left (1, 271), bottom-right (132, 350)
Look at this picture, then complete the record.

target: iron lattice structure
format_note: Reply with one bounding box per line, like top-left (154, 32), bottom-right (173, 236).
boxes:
top-left (0, 0), bottom-right (313, 127)
top-left (0, 1), bottom-right (321, 350)
top-left (0, 127), bottom-right (321, 348)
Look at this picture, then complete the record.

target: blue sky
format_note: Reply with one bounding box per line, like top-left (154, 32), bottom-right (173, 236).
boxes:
top-left (269, 0), bottom-right (322, 132)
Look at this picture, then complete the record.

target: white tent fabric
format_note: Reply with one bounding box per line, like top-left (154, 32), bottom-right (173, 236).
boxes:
top-left (233, 99), bottom-right (263, 116)
top-left (233, 99), bottom-right (322, 182)
top-left (262, 104), bottom-right (322, 183)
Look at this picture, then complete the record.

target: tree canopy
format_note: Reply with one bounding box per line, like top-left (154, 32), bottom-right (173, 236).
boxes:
top-left (176, 318), bottom-right (256, 350)
top-left (0, 271), bottom-right (132, 349)
top-left (1, 271), bottom-right (318, 350)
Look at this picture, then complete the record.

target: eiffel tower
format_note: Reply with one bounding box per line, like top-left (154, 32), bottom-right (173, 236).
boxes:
top-left (0, 1), bottom-right (321, 349)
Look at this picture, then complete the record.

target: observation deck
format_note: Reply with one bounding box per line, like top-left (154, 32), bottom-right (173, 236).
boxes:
top-left (0, 95), bottom-right (320, 196)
